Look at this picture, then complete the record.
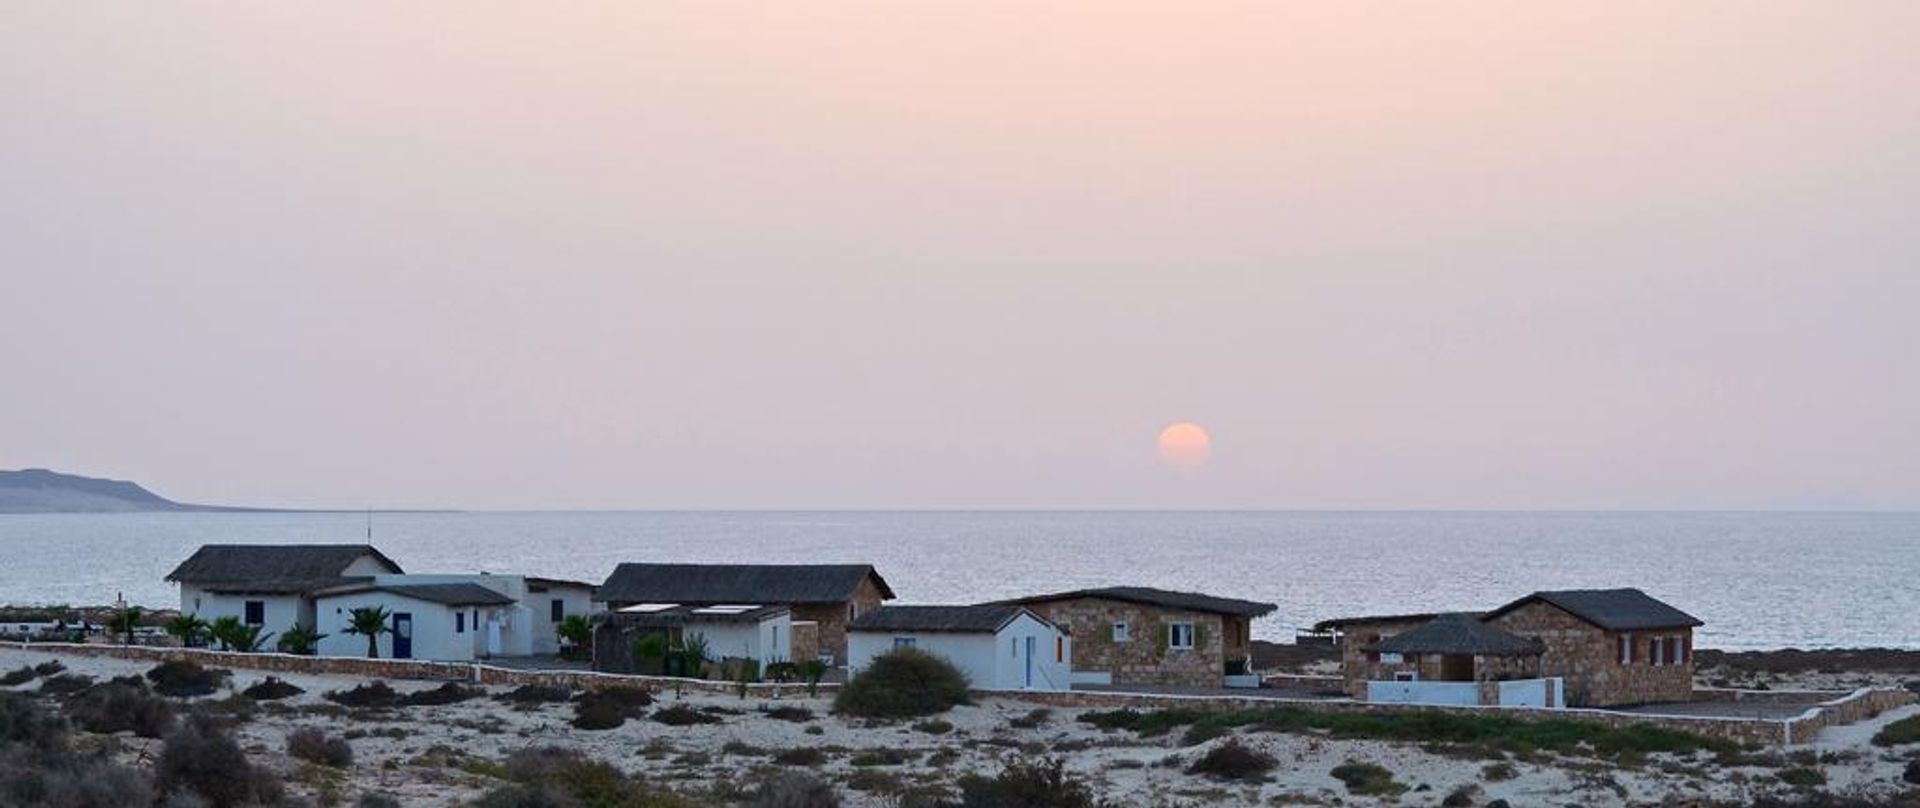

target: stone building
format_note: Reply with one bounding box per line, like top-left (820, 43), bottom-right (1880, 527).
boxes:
top-left (998, 586), bottom-right (1276, 688)
top-left (593, 563), bottom-right (894, 666)
top-left (1318, 588), bottom-right (1702, 708)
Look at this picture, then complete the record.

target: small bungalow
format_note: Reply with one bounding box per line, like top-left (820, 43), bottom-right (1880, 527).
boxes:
top-left (592, 603), bottom-right (792, 677)
top-left (311, 582), bottom-right (517, 661)
top-left (166, 544), bottom-right (404, 642)
top-left (527, 577), bottom-right (597, 656)
top-left (848, 605), bottom-right (1070, 691)
top-left (1319, 588), bottom-right (1703, 708)
top-left (998, 586), bottom-right (1277, 688)
top-left (595, 563), bottom-right (895, 666)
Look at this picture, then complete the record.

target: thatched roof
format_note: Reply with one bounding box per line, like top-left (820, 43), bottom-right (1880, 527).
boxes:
top-left (1485, 588), bottom-right (1702, 632)
top-left (851, 605), bottom-right (1049, 634)
top-left (165, 544), bottom-right (402, 594)
top-left (597, 563), bottom-right (895, 605)
top-left (999, 586), bottom-right (1276, 618)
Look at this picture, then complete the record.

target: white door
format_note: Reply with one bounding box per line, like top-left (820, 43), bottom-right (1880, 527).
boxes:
top-left (486, 613), bottom-right (503, 656)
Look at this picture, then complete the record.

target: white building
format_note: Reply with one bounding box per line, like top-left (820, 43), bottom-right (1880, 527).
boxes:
top-left (166, 544), bottom-right (405, 645)
top-left (594, 604), bottom-right (793, 674)
top-left (311, 581), bottom-right (520, 661)
top-left (848, 605), bottom-right (1071, 691)
top-left (526, 577), bottom-right (597, 656)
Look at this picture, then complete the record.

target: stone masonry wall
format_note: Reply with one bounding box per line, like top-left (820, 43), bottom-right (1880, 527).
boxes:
top-left (1334, 618), bottom-right (1432, 698)
top-left (1022, 598), bottom-right (1225, 687)
top-left (791, 576), bottom-right (888, 667)
top-left (1487, 601), bottom-right (1692, 707)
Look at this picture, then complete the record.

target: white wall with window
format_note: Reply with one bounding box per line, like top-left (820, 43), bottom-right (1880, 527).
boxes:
top-left (848, 612), bottom-right (1070, 691)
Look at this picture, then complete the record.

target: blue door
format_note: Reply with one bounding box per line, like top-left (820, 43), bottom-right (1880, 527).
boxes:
top-left (1024, 636), bottom-right (1034, 688)
top-left (392, 613), bottom-right (413, 659)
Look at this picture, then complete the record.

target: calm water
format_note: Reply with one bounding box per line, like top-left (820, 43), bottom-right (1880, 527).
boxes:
top-left (0, 511), bottom-right (1913, 651)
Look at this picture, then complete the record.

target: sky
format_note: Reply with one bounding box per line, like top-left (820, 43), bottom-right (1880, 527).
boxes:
top-left (2, 3), bottom-right (1916, 510)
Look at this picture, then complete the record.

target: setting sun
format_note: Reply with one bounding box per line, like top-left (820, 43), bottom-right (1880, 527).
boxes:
top-left (1156, 422), bottom-right (1212, 472)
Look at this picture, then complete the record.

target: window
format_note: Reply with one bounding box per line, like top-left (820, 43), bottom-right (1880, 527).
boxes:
top-left (1055, 636), bottom-right (1064, 662)
top-left (893, 637), bottom-right (916, 649)
top-left (456, 612), bottom-right (466, 634)
top-left (243, 601), bottom-right (264, 626)
top-left (1651, 635), bottom-right (1666, 666)
top-left (1380, 652), bottom-right (1404, 665)
top-left (551, 599), bottom-right (565, 622)
top-left (1168, 622), bottom-right (1195, 651)
top-left (1394, 671), bottom-right (1418, 682)
top-left (1619, 633), bottom-right (1635, 665)
top-left (1363, 633), bottom-right (1382, 663)
top-left (1112, 622), bottom-right (1129, 642)
top-left (1679, 634), bottom-right (1691, 664)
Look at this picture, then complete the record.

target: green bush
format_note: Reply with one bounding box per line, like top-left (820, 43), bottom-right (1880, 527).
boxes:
top-left (1330, 761), bottom-right (1406, 796)
top-left (1872, 714), bottom-right (1920, 747)
top-left (1186, 738), bottom-right (1276, 781)
top-left (833, 648), bottom-right (970, 719)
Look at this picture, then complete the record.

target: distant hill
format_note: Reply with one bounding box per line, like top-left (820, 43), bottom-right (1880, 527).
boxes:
top-left (0, 469), bottom-right (267, 514)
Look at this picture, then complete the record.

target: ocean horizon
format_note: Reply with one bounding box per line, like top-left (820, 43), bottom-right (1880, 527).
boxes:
top-left (6, 509), bottom-right (1914, 652)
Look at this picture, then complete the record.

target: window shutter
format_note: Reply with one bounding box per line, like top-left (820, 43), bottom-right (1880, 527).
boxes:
top-left (1681, 634), bottom-right (1691, 664)
top-left (1364, 633), bottom-right (1381, 663)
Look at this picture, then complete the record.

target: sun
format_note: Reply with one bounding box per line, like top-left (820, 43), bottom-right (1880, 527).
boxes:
top-left (1156, 422), bottom-right (1212, 472)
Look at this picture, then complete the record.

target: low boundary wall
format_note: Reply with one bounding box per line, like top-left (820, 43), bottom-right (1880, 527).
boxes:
top-left (0, 642), bottom-right (840, 698)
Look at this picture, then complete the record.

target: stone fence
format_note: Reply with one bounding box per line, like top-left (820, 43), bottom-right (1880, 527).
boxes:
top-left (1783, 687), bottom-right (1916, 744)
top-left (1, 641), bottom-right (839, 698)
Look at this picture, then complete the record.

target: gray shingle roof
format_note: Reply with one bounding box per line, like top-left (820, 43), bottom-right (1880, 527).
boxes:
top-left (1000, 586), bottom-right (1277, 618)
top-left (315, 582), bottom-right (515, 607)
top-left (851, 605), bottom-right (1044, 634)
top-left (1312, 612), bottom-right (1461, 632)
top-left (165, 544), bottom-right (403, 593)
top-left (1486, 588), bottom-right (1703, 632)
top-left (602, 604), bottom-right (791, 626)
top-left (597, 563), bottom-right (895, 605)
top-left (1371, 614), bottom-right (1544, 656)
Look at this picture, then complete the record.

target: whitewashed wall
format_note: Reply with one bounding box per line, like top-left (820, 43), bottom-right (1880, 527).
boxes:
top-left (526, 584), bottom-right (596, 655)
top-left (312, 592), bottom-right (465, 661)
top-left (177, 586), bottom-right (305, 642)
top-left (989, 613), bottom-right (1072, 691)
top-left (848, 614), bottom-right (1070, 691)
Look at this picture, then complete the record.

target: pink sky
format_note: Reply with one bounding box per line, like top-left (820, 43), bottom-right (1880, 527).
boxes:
top-left (2, 3), bottom-right (1916, 509)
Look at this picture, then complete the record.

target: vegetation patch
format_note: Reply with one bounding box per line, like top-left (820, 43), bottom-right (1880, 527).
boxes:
top-left (0, 666), bottom-right (38, 686)
top-left (36, 673), bottom-right (94, 696)
top-left (762, 705), bottom-right (815, 723)
top-left (157, 712), bottom-right (286, 807)
top-left (287, 727), bottom-right (354, 768)
top-left (773, 747), bottom-right (829, 767)
top-left (241, 677), bottom-right (305, 701)
top-left (653, 704), bottom-right (723, 726)
top-left (1482, 761), bottom-right (1518, 781)
top-left (914, 719), bottom-right (955, 735)
top-left (848, 748), bottom-right (911, 767)
top-left (1186, 738), bottom-right (1277, 782)
top-left (63, 678), bottom-right (176, 738)
top-left (749, 771), bottom-right (842, 808)
top-left (1008, 708), bottom-right (1053, 729)
top-left (833, 647), bottom-right (970, 719)
top-left (1777, 767), bottom-right (1828, 787)
top-left (475, 745), bottom-right (704, 808)
top-left (327, 681), bottom-right (402, 709)
top-left (399, 682), bottom-right (483, 707)
top-left (1330, 761), bottom-right (1407, 797)
top-left (954, 757), bottom-right (1097, 808)
top-left (495, 684), bottom-right (573, 705)
top-left (1872, 714), bottom-right (1920, 747)
top-left (146, 660), bottom-right (231, 698)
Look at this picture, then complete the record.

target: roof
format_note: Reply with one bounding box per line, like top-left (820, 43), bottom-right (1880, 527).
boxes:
top-left (850, 605), bottom-right (1048, 634)
top-left (1370, 614), bottom-right (1544, 656)
top-left (526, 576), bottom-right (597, 591)
top-left (1312, 612), bottom-right (1462, 632)
top-left (596, 563), bottom-right (896, 605)
top-left (1484, 588), bottom-right (1703, 632)
top-left (165, 544), bottom-right (403, 593)
top-left (601, 603), bottom-right (790, 626)
top-left (314, 582), bottom-right (516, 607)
top-left (1000, 586), bottom-right (1277, 618)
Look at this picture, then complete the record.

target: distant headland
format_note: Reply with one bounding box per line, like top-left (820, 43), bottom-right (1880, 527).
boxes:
top-left (0, 468), bottom-right (277, 514)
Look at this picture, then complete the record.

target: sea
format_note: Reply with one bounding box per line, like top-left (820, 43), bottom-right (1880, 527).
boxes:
top-left (1, 510), bottom-right (1913, 651)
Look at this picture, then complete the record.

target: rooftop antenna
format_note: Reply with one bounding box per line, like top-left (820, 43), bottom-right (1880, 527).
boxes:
top-left (365, 508), bottom-right (372, 542)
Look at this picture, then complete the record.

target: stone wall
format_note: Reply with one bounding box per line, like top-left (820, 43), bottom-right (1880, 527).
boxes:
top-left (1486, 601), bottom-right (1693, 707)
top-left (1021, 598), bottom-right (1227, 687)
top-left (1332, 618), bottom-right (1431, 698)
top-left (790, 576), bottom-right (888, 666)
top-left (1784, 687), bottom-right (1917, 744)
top-left (790, 621), bottom-right (819, 666)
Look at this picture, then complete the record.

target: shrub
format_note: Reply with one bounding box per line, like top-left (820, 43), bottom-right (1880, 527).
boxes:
top-left (288, 727), bottom-right (354, 768)
top-left (400, 682), bottom-right (482, 707)
top-left (0, 691), bottom-right (69, 750)
top-left (849, 748), bottom-right (910, 767)
top-left (147, 661), bottom-right (232, 699)
top-left (495, 746), bottom-right (700, 807)
top-left (64, 679), bottom-right (176, 738)
top-left (241, 677), bottom-right (304, 701)
top-left (156, 713), bottom-right (282, 808)
top-left (327, 681), bottom-right (401, 709)
top-left (1008, 709), bottom-right (1052, 730)
top-left (31, 661), bottom-right (65, 677)
top-left (1482, 761), bottom-right (1517, 781)
top-left (1904, 757), bottom-right (1920, 785)
top-left (0, 667), bottom-right (36, 686)
top-left (748, 771), bottom-right (841, 808)
top-left (1180, 723), bottom-right (1228, 747)
top-left (37, 674), bottom-right (93, 696)
top-left (1186, 738), bottom-right (1276, 781)
top-left (497, 684), bottom-right (573, 705)
top-left (473, 782), bottom-right (578, 808)
top-left (1777, 767), bottom-right (1827, 787)
top-left (762, 705), bottom-right (814, 723)
top-left (653, 704), bottom-right (722, 726)
top-left (954, 757), bottom-right (1095, 808)
top-left (1442, 785), bottom-right (1479, 808)
top-left (571, 698), bottom-right (628, 731)
top-left (833, 648), bottom-right (970, 719)
top-left (914, 719), bottom-right (955, 735)
top-left (1872, 715), bottom-right (1920, 747)
top-left (772, 747), bottom-right (827, 766)
top-left (1330, 761), bottom-right (1406, 797)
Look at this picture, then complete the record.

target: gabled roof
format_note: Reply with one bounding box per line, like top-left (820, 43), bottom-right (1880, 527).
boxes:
top-left (526, 576), bottom-right (596, 592)
top-left (851, 605), bottom-right (1049, 634)
top-left (314, 582), bottom-right (515, 607)
top-left (603, 604), bottom-right (790, 626)
top-left (1370, 614), bottom-right (1544, 657)
top-left (1484, 588), bottom-right (1702, 632)
top-left (1312, 612), bottom-right (1463, 632)
top-left (596, 563), bottom-right (895, 606)
top-left (1000, 586), bottom-right (1277, 618)
top-left (165, 544), bottom-right (403, 593)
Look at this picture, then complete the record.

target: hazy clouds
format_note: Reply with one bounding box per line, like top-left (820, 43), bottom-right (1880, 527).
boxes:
top-left (2, 3), bottom-right (1916, 509)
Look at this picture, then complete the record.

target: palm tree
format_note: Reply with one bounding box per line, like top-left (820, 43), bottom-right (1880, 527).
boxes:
top-left (208, 616), bottom-right (245, 651)
top-left (342, 606), bottom-right (392, 659)
top-left (226, 624), bottom-right (274, 653)
top-left (556, 615), bottom-right (592, 660)
top-left (279, 623), bottom-right (326, 656)
top-left (106, 606), bottom-right (143, 646)
top-left (165, 614), bottom-right (210, 648)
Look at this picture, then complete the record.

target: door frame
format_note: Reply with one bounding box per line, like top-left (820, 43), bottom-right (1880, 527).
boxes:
top-left (392, 612), bottom-right (414, 659)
